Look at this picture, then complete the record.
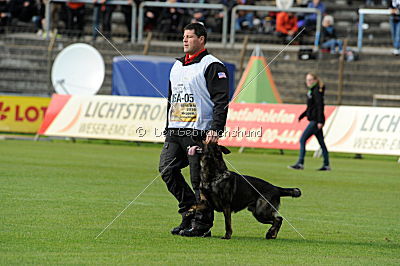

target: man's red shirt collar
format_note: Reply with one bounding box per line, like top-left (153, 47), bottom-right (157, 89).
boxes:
top-left (184, 49), bottom-right (206, 65)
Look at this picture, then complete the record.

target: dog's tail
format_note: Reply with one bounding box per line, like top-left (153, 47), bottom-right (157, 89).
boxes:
top-left (278, 187), bottom-right (301, 198)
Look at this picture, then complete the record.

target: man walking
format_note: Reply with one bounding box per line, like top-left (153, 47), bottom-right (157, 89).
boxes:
top-left (159, 23), bottom-right (230, 237)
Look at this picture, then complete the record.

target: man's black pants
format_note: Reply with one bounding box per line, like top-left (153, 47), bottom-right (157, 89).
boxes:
top-left (159, 135), bottom-right (213, 229)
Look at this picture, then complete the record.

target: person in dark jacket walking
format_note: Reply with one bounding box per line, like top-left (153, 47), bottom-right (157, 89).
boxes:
top-left (159, 23), bottom-right (230, 237)
top-left (289, 72), bottom-right (331, 171)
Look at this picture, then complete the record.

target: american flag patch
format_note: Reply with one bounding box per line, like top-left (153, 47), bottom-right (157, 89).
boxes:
top-left (218, 72), bottom-right (227, 79)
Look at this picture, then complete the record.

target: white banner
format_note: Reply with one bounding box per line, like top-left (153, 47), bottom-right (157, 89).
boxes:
top-left (308, 106), bottom-right (400, 156)
top-left (40, 95), bottom-right (400, 156)
top-left (40, 95), bottom-right (167, 142)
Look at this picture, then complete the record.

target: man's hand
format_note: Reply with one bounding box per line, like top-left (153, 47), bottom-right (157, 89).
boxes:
top-left (205, 130), bottom-right (219, 144)
top-left (317, 123), bottom-right (323, 130)
top-left (298, 112), bottom-right (306, 122)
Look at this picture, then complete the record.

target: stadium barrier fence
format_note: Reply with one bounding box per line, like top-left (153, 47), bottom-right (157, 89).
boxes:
top-left (357, 8), bottom-right (391, 52)
top-left (45, 0), bottom-right (137, 43)
top-left (138, 1), bottom-right (228, 45)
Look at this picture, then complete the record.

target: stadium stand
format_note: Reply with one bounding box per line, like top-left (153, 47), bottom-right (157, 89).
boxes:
top-left (0, 0), bottom-right (399, 107)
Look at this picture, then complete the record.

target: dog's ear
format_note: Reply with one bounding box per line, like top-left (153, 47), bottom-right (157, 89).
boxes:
top-left (219, 145), bottom-right (231, 154)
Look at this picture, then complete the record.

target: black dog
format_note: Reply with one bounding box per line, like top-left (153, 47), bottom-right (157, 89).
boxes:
top-left (188, 143), bottom-right (301, 239)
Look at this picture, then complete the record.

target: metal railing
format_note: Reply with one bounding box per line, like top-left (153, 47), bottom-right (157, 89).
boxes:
top-left (372, 94), bottom-right (400, 106)
top-left (357, 8), bottom-right (391, 52)
top-left (45, 0), bottom-right (136, 43)
top-left (44, 1), bottom-right (323, 46)
top-left (138, 1), bottom-right (228, 45)
top-left (230, 6), bottom-right (322, 47)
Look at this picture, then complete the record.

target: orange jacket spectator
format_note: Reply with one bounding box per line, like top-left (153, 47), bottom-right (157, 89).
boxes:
top-left (67, 2), bottom-right (84, 9)
top-left (276, 12), bottom-right (298, 35)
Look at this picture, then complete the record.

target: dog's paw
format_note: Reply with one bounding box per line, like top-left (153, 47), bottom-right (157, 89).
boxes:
top-left (221, 235), bottom-right (231, 240)
top-left (265, 231), bottom-right (277, 239)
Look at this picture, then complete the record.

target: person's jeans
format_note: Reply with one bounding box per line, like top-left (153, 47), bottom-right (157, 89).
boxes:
top-left (297, 121), bottom-right (329, 166)
top-left (32, 16), bottom-right (42, 31)
top-left (235, 13), bottom-right (254, 31)
top-left (101, 5), bottom-right (115, 39)
top-left (390, 16), bottom-right (400, 50)
top-left (92, 5), bottom-right (115, 40)
top-left (92, 5), bottom-right (100, 41)
top-left (321, 39), bottom-right (343, 53)
top-left (66, 6), bottom-right (85, 37)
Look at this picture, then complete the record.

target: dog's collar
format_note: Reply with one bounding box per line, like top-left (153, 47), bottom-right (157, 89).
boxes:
top-left (201, 171), bottom-right (231, 187)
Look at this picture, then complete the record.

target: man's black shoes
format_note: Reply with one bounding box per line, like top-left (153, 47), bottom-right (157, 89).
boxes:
top-left (171, 209), bottom-right (195, 235)
top-left (171, 208), bottom-right (213, 237)
top-left (171, 225), bottom-right (186, 235)
top-left (180, 227), bottom-right (211, 237)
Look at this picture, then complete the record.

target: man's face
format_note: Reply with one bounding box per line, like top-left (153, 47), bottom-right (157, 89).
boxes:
top-left (183, 29), bottom-right (204, 55)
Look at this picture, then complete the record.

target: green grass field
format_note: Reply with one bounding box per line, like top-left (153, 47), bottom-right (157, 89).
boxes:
top-left (1, 140), bottom-right (399, 265)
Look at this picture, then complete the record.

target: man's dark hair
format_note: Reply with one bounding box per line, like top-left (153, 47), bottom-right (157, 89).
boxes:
top-left (184, 23), bottom-right (207, 44)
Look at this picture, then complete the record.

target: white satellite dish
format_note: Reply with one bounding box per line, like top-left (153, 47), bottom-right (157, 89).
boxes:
top-left (51, 43), bottom-right (105, 95)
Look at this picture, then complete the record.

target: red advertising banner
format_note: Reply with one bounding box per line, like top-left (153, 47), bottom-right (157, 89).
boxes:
top-left (219, 103), bottom-right (337, 150)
